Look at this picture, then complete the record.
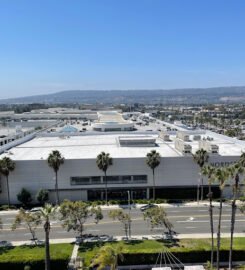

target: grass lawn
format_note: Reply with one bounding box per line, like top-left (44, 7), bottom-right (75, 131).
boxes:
top-left (0, 243), bottom-right (73, 263)
top-left (78, 238), bottom-right (245, 267)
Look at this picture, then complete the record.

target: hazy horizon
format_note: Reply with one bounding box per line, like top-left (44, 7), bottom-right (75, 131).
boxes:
top-left (1, 0), bottom-right (245, 99)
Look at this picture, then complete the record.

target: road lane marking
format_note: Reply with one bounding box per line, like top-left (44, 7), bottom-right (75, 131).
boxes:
top-left (177, 219), bottom-right (245, 223)
top-left (2, 215), bottom-right (244, 231)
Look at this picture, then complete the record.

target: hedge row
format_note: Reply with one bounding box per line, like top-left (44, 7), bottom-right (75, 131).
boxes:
top-left (0, 259), bottom-right (68, 270)
top-left (119, 250), bottom-right (245, 265)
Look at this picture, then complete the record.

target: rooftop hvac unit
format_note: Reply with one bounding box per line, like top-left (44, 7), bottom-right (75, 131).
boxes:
top-left (193, 135), bottom-right (201, 141)
top-left (176, 131), bottom-right (190, 141)
top-left (199, 140), bottom-right (219, 154)
top-left (175, 138), bottom-right (192, 154)
top-left (159, 131), bottom-right (171, 141)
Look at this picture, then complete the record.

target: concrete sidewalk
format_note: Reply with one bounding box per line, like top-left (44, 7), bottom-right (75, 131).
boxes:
top-left (4, 232), bottom-right (245, 247)
top-left (1, 200), bottom-right (242, 215)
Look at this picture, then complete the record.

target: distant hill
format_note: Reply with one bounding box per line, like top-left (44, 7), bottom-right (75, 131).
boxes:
top-left (1, 86), bottom-right (245, 104)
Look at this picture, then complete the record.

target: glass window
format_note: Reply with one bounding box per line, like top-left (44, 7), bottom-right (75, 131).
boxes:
top-left (91, 176), bottom-right (101, 183)
top-left (105, 176), bottom-right (120, 183)
top-left (133, 175), bottom-right (147, 182)
top-left (71, 177), bottom-right (90, 185)
top-left (121, 175), bottom-right (131, 182)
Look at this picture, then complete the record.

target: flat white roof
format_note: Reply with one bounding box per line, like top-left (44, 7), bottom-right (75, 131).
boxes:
top-left (1, 130), bottom-right (245, 161)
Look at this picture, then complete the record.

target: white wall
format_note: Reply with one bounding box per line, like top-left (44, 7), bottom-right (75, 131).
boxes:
top-left (0, 154), bottom-right (240, 204)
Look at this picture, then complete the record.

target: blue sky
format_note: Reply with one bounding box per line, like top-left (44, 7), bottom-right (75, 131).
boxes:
top-left (0, 0), bottom-right (245, 98)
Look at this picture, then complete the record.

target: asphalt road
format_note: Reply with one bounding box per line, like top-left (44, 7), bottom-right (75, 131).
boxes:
top-left (0, 205), bottom-right (244, 242)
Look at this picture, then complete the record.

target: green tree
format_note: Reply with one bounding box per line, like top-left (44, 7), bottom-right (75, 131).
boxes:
top-left (0, 157), bottom-right (15, 207)
top-left (96, 152), bottom-right (112, 205)
top-left (59, 200), bottom-right (103, 239)
top-left (36, 189), bottom-right (49, 205)
top-left (214, 167), bottom-right (230, 270)
top-left (146, 150), bottom-right (161, 201)
top-left (143, 206), bottom-right (173, 237)
top-left (11, 208), bottom-right (41, 244)
top-left (109, 209), bottom-right (131, 239)
top-left (193, 149), bottom-right (209, 201)
top-left (90, 245), bottom-right (124, 270)
top-left (47, 150), bottom-right (64, 205)
top-left (17, 188), bottom-right (32, 206)
top-left (38, 204), bottom-right (57, 270)
top-left (202, 164), bottom-right (216, 269)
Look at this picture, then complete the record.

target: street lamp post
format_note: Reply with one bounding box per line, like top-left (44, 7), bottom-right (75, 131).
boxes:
top-left (127, 190), bottom-right (131, 239)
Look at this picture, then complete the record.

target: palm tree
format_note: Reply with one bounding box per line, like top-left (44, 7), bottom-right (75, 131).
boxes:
top-left (215, 167), bottom-right (229, 270)
top-left (146, 150), bottom-right (161, 201)
top-left (96, 152), bottom-right (112, 205)
top-left (90, 245), bottom-right (123, 270)
top-left (47, 150), bottom-right (64, 205)
top-left (0, 157), bottom-right (15, 207)
top-left (202, 164), bottom-right (216, 269)
top-left (193, 149), bottom-right (209, 202)
top-left (228, 161), bottom-right (244, 270)
top-left (38, 204), bottom-right (56, 270)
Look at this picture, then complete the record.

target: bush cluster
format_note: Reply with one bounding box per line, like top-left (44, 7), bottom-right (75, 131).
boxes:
top-left (89, 198), bottom-right (183, 206)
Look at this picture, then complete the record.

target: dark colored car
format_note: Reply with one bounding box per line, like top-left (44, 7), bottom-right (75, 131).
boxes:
top-left (140, 203), bottom-right (157, 211)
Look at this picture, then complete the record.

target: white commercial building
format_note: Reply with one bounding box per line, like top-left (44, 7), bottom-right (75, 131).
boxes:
top-left (91, 111), bottom-right (134, 132)
top-left (0, 126), bottom-right (244, 204)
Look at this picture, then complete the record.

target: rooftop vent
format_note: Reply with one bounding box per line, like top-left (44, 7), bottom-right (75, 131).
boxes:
top-left (119, 136), bottom-right (156, 147)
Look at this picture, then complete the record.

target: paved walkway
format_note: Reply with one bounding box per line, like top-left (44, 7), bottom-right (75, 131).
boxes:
top-left (5, 232), bottom-right (245, 246)
top-left (68, 243), bottom-right (80, 270)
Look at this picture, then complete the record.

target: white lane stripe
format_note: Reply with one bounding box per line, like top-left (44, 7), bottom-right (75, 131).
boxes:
top-left (177, 219), bottom-right (245, 223)
top-left (185, 226), bottom-right (196, 229)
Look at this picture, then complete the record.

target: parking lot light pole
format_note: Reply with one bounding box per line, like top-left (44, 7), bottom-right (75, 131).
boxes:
top-left (127, 190), bottom-right (131, 239)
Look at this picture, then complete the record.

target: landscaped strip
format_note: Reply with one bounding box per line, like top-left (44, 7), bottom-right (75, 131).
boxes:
top-left (78, 238), bottom-right (245, 267)
top-left (0, 243), bottom-right (73, 270)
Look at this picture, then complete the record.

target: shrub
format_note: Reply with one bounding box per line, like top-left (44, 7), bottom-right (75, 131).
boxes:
top-left (17, 188), bottom-right (32, 206)
top-left (238, 196), bottom-right (245, 202)
top-left (36, 189), bottom-right (49, 205)
top-left (155, 198), bottom-right (167, 204)
top-left (0, 204), bottom-right (17, 210)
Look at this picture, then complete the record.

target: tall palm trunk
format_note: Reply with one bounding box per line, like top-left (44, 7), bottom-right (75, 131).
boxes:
top-left (216, 189), bottom-right (223, 270)
top-left (6, 175), bottom-right (10, 207)
top-left (200, 174), bottom-right (204, 201)
top-left (208, 183), bottom-right (214, 268)
top-left (229, 200), bottom-right (236, 270)
top-left (55, 170), bottom-right (59, 205)
top-left (44, 221), bottom-right (51, 270)
top-left (197, 178), bottom-right (200, 203)
top-left (229, 175), bottom-right (238, 270)
top-left (152, 169), bottom-right (155, 201)
top-left (104, 171), bottom-right (108, 205)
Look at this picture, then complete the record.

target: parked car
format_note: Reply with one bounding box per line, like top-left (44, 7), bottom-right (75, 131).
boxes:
top-left (140, 203), bottom-right (157, 211)
top-left (29, 207), bottom-right (42, 213)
